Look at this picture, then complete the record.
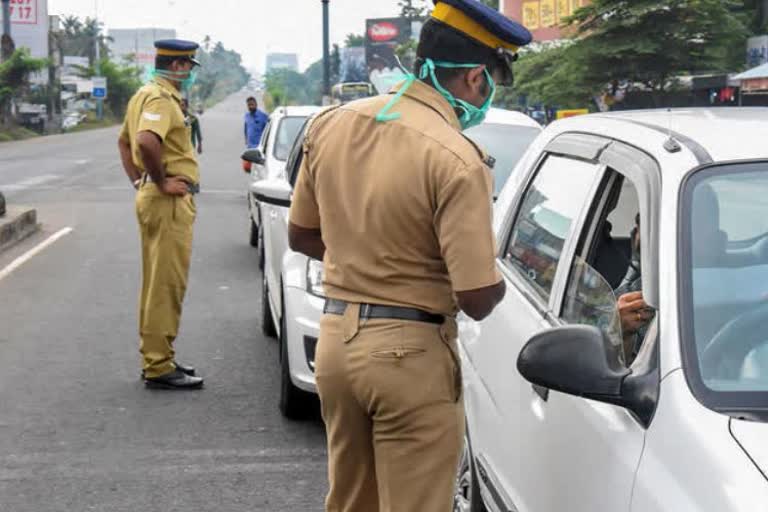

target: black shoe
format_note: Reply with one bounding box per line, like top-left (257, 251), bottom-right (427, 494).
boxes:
top-left (144, 369), bottom-right (204, 390)
top-left (140, 361), bottom-right (196, 379)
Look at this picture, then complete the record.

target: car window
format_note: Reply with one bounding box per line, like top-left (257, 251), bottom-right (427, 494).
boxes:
top-left (286, 120), bottom-right (310, 185)
top-left (274, 116), bottom-right (307, 162)
top-left (562, 173), bottom-right (645, 366)
top-left (464, 123), bottom-right (540, 196)
top-left (504, 155), bottom-right (601, 303)
top-left (260, 120), bottom-right (272, 153)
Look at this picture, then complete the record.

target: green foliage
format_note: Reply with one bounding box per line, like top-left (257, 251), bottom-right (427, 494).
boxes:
top-left (399, 0), bottom-right (428, 20)
top-left (192, 39), bottom-right (250, 107)
top-left (345, 34), bottom-right (365, 47)
top-left (57, 16), bottom-right (111, 65)
top-left (72, 58), bottom-right (142, 117)
top-left (265, 68), bottom-right (311, 108)
top-left (0, 49), bottom-right (48, 121)
top-left (505, 0), bottom-right (752, 109)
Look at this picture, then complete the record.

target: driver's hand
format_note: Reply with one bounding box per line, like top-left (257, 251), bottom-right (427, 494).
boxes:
top-left (618, 291), bottom-right (653, 335)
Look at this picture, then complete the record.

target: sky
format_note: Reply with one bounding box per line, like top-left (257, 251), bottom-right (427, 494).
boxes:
top-left (48, 0), bottom-right (412, 73)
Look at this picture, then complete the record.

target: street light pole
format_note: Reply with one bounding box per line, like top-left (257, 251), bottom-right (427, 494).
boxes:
top-left (94, 0), bottom-right (103, 120)
top-left (1, 0), bottom-right (11, 216)
top-left (1, 0), bottom-right (10, 40)
top-left (321, 0), bottom-right (330, 104)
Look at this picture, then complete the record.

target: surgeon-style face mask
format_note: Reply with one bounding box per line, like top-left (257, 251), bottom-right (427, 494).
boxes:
top-left (148, 67), bottom-right (198, 93)
top-left (376, 58), bottom-right (496, 131)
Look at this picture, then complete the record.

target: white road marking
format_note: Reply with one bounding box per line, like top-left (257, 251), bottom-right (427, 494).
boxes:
top-left (0, 227), bottom-right (74, 282)
top-left (0, 174), bottom-right (60, 191)
top-left (74, 159), bottom-right (91, 165)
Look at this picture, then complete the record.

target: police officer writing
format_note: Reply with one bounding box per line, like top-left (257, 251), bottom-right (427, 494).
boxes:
top-left (116, 39), bottom-right (204, 389)
top-left (288, 1), bottom-right (531, 510)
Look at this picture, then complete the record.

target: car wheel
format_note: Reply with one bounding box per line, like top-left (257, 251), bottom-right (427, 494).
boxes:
top-left (261, 271), bottom-right (277, 338)
top-left (279, 293), bottom-right (314, 420)
top-left (249, 217), bottom-right (259, 248)
top-left (454, 433), bottom-right (485, 512)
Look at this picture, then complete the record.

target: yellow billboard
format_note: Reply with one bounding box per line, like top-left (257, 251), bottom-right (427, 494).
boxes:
top-left (522, 1), bottom-right (541, 30)
top-left (540, 0), bottom-right (556, 27)
top-left (556, 109), bottom-right (590, 120)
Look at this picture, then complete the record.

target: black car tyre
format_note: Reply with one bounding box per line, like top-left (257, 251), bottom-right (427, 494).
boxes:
top-left (454, 432), bottom-right (485, 512)
top-left (261, 270), bottom-right (277, 338)
top-left (279, 293), bottom-right (315, 419)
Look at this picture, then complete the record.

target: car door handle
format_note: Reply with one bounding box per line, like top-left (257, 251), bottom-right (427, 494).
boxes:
top-left (532, 384), bottom-right (549, 402)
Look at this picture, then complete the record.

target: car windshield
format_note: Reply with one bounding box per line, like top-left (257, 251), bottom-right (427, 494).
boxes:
top-left (274, 116), bottom-right (307, 161)
top-left (681, 162), bottom-right (768, 414)
top-left (465, 123), bottom-right (540, 196)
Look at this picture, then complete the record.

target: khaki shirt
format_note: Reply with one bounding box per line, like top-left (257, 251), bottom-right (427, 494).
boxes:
top-left (119, 77), bottom-right (199, 184)
top-left (290, 80), bottom-right (501, 316)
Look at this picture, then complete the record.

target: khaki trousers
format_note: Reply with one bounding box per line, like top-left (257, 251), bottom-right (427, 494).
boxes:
top-left (316, 303), bottom-right (464, 512)
top-left (135, 184), bottom-right (196, 378)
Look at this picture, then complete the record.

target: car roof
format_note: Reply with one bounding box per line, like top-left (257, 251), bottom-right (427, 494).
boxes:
top-left (271, 105), bottom-right (324, 118)
top-left (561, 107), bottom-right (768, 163)
top-left (484, 107), bottom-right (542, 129)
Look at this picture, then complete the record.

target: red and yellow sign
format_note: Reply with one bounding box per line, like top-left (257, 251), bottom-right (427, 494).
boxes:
top-left (556, 109), bottom-right (589, 120)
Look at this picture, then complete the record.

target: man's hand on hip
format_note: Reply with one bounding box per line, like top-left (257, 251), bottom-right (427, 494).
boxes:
top-left (160, 176), bottom-right (191, 197)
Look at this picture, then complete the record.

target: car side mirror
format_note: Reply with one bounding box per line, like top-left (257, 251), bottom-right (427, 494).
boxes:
top-left (251, 178), bottom-right (292, 207)
top-left (242, 148), bottom-right (266, 166)
top-left (517, 325), bottom-right (630, 399)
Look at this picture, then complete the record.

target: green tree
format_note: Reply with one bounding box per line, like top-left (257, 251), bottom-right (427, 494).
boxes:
top-left (344, 33), bottom-right (365, 47)
top-left (72, 58), bottom-right (142, 117)
top-left (566, 0), bottom-right (747, 101)
top-left (0, 48), bottom-right (47, 125)
top-left (58, 16), bottom-right (110, 65)
top-left (192, 40), bottom-right (249, 107)
top-left (399, 0), bottom-right (428, 20)
top-left (264, 68), bottom-right (310, 108)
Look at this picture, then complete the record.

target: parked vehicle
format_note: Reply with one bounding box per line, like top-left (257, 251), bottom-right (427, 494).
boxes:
top-left (253, 108), bottom-right (542, 419)
top-left (243, 106), bottom-right (322, 273)
top-left (455, 108), bottom-right (768, 512)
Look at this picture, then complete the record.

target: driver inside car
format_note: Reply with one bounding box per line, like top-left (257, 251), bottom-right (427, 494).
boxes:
top-left (615, 213), bottom-right (655, 362)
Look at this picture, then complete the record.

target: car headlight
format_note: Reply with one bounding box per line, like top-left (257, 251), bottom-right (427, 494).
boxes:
top-left (306, 259), bottom-right (326, 297)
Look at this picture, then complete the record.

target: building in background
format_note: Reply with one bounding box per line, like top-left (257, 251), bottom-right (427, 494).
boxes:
top-left (500, 0), bottom-right (589, 42)
top-left (108, 28), bottom-right (177, 71)
top-left (266, 53), bottom-right (299, 72)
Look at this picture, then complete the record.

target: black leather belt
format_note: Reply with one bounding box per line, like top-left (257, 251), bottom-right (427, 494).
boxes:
top-left (324, 298), bottom-right (444, 325)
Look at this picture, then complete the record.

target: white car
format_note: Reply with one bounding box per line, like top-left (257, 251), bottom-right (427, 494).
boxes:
top-left (455, 108), bottom-right (768, 512)
top-left (253, 108), bottom-right (542, 419)
top-left (244, 106), bottom-right (322, 270)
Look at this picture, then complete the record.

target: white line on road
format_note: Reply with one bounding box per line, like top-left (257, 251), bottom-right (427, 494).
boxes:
top-left (0, 174), bottom-right (60, 191)
top-left (0, 227), bottom-right (74, 282)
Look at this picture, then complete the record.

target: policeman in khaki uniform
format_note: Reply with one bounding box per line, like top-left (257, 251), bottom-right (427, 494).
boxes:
top-left (117, 40), bottom-right (204, 389)
top-left (288, 1), bottom-right (531, 510)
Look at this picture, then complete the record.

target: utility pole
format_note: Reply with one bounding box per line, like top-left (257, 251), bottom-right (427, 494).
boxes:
top-left (0, 0), bottom-right (11, 216)
top-left (322, 0), bottom-right (330, 105)
top-left (94, 0), bottom-right (103, 120)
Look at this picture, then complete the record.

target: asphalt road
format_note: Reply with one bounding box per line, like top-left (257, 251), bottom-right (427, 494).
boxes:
top-left (0, 92), bottom-right (328, 511)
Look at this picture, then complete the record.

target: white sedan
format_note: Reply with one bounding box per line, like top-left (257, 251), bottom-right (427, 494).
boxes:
top-left (455, 108), bottom-right (768, 512)
top-left (253, 108), bottom-right (542, 419)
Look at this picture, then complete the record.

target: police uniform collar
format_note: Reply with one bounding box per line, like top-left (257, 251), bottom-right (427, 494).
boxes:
top-left (153, 76), bottom-right (183, 101)
top-left (389, 79), bottom-right (462, 130)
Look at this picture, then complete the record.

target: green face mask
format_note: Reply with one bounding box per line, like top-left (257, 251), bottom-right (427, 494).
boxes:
top-left (149, 68), bottom-right (198, 93)
top-left (376, 58), bottom-right (496, 131)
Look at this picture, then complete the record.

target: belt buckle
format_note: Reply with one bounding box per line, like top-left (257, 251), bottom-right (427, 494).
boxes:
top-left (360, 303), bottom-right (372, 319)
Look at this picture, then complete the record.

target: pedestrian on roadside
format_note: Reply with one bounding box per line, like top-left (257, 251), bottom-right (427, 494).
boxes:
top-left (116, 39), bottom-right (204, 390)
top-left (287, 1), bottom-right (531, 510)
top-left (182, 98), bottom-right (203, 155)
top-left (242, 96), bottom-right (268, 173)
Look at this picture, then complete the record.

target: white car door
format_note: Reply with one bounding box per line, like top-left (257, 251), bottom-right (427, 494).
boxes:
top-left (465, 153), bottom-right (606, 511)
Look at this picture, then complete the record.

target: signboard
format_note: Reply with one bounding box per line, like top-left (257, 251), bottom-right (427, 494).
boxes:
top-left (556, 108), bottom-right (589, 120)
top-left (747, 35), bottom-right (768, 68)
top-left (365, 17), bottom-right (412, 94)
top-left (0, 0), bottom-right (48, 59)
top-left (505, 0), bottom-right (589, 41)
top-left (92, 76), bottom-right (107, 99)
top-left (5, 0), bottom-right (38, 24)
top-left (339, 47), bottom-right (367, 83)
top-left (742, 77), bottom-right (768, 93)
